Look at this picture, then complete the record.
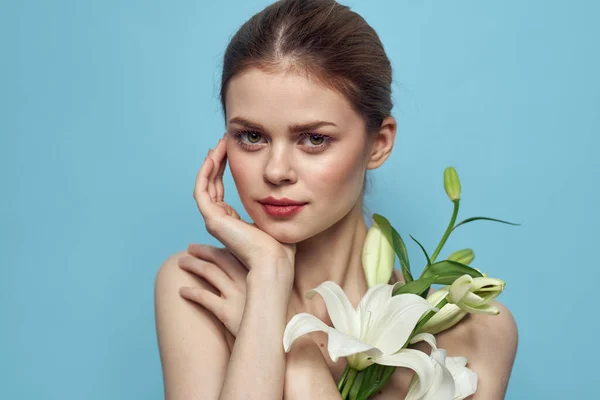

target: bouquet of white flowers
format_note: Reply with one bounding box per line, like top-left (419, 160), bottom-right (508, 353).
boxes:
top-left (283, 167), bottom-right (518, 400)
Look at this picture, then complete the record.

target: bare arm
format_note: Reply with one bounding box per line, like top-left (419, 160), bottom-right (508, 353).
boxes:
top-left (283, 336), bottom-right (343, 400)
top-left (435, 301), bottom-right (518, 400)
top-left (218, 264), bottom-right (293, 400)
top-left (154, 251), bottom-right (230, 399)
top-left (468, 302), bottom-right (518, 399)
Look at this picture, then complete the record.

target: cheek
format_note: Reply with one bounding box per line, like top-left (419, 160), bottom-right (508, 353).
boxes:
top-left (309, 151), bottom-right (366, 195)
top-left (227, 153), bottom-right (255, 193)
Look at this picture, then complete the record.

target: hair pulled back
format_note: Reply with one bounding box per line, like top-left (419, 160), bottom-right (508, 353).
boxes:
top-left (220, 0), bottom-right (393, 135)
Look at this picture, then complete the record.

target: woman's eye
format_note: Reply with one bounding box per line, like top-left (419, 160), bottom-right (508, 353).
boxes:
top-left (233, 130), bottom-right (332, 152)
top-left (308, 134), bottom-right (324, 146)
top-left (246, 132), bottom-right (262, 143)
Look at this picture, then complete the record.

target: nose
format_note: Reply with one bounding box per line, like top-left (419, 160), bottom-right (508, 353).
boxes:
top-left (263, 143), bottom-right (297, 185)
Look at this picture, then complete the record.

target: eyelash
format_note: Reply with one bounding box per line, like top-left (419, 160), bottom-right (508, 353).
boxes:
top-left (232, 130), bottom-right (333, 153)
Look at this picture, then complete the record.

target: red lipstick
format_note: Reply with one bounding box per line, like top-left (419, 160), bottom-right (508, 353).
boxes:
top-left (258, 197), bottom-right (307, 217)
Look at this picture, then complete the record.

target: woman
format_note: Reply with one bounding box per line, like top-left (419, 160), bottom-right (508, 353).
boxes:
top-left (154, 0), bottom-right (518, 398)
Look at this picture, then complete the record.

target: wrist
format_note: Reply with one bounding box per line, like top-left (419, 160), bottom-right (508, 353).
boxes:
top-left (247, 258), bottom-right (294, 290)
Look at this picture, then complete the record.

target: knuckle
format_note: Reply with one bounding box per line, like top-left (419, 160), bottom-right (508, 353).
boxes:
top-left (192, 187), bottom-right (200, 200)
top-left (196, 260), bottom-right (212, 275)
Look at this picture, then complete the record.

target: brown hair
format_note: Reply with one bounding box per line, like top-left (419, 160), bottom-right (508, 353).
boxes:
top-left (220, 0), bottom-right (393, 136)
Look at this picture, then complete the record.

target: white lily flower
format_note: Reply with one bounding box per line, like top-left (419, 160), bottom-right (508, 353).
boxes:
top-left (283, 281), bottom-right (438, 399)
top-left (362, 219), bottom-right (395, 287)
top-left (447, 274), bottom-right (504, 315)
top-left (406, 333), bottom-right (477, 400)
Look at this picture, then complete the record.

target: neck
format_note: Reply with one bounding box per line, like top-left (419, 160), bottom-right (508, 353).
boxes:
top-left (290, 200), bottom-right (370, 320)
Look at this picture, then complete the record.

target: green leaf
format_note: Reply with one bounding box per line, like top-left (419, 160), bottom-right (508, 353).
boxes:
top-left (373, 214), bottom-right (413, 282)
top-left (422, 260), bottom-right (483, 284)
top-left (392, 226), bottom-right (413, 283)
top-left (393, 276), bottom-right (438, 296)
top-left (452, 216), bottom-right (521, 232)
top-left (409, 234), bottom-right (431, 267)
top-left (417, 285), bottom-right (431, 299)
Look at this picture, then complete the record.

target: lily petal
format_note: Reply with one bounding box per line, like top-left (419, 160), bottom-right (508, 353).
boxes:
top-left (325, 328), bottom-right (383, 363)
top-left (470, 277), bottom-right (504, 291)
top-left (448, 274), bottom-right (472, 303)
top-left (410, 332), bottom-right (438, 350)
top-left (447, 356), bottom-right (467, 368)
top-left (428, 349), bottom-right (456, 400)
top-left (461, 291), bottom-right (485, 306)
top-left (358, 284), bottom-right (394, 317)
top-left (370, 294), bottom-right (435, 355)
top-left (375, 348), bottom-right (436, 400)
top-left (357, 284), bottom-right (394, 339)
top-left (446, 356), bottom-right (478, 399)
top-left (283, 313), bottom-right (331, 352)
top-left (282, 313), bottom-right (382, 363)
top-left (460, 302), bottom-right (500, 315)
top-left (405, 348), bottom-right (455, 400)
top-left (305, 281), bottom-right (358, 336)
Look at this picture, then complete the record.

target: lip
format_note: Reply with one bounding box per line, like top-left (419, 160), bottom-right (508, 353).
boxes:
top-left (258, 196), bottom-right (307, 206)
top-left (260, 203), bottom-right (306, 217)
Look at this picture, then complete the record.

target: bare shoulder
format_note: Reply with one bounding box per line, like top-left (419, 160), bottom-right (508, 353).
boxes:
top-left (382, 272), bottom-right (518, 399)
top-left (154, 250), bottom-right (230, 400)
top-left (436, 300), bottom-right (518, 399)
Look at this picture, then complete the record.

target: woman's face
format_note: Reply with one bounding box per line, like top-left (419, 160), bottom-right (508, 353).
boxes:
top-left (224, 68), bottom-right (371, 244)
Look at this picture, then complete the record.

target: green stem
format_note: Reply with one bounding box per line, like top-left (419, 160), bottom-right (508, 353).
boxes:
top-left (337, 363), bottom-right (351, 391)
top-left (349, 371), bottom-right (366, 400)
top-left (428, 201), bottom-right (460, 268)
top-left (341, 369), bottom-right (358, 399)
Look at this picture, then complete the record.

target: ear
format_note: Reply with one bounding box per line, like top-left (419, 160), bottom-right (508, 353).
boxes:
top-left (366, 116), bottom-right (397, 170)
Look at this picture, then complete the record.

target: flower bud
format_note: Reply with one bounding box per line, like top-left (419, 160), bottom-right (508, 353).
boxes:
top-left (447, 274), bottom-right (505, 315)
top-left (447, 249), bottom-right (475, 265)
top-left (362, 220), bottom-right (395, 287)
top-left (419, 289), bottom-right (468, 335)
top-left (444, 167), bottom-right (461, 202)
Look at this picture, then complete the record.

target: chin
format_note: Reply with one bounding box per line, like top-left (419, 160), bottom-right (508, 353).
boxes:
top-left (253, 220), bottom-right (307, 244)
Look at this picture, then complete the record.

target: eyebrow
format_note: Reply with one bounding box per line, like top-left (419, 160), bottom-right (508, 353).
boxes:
top-left (228, 117), bottom-right (338, 133)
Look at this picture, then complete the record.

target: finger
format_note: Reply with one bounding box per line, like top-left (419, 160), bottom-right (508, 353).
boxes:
top-left (178, 255), bottom-right (234, 297)
top-left (207, 148), bottom-right (217, 202)
top-left (193, 151), bottom-right (217, 218)
top-left (215, 140), bottom-right (228, 202)
top-left (209, 139), bottom-right (226, 202)
top-left (179, 286), bottom-right (223, 318)
top-left (187, 243), bottom-right (248, 280)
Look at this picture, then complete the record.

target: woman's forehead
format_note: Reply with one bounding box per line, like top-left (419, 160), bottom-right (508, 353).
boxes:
top-left (225, 68), bottom-right (360, 129)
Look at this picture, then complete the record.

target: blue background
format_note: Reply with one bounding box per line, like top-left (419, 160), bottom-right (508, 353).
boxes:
top-left (2, 0), bottom-right (597, 398)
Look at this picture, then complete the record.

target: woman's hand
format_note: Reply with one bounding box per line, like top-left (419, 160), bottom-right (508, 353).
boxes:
top-left (179, 243), bottom-right (247, 337)
top-left (195, 137), bottom-right (297, 274)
